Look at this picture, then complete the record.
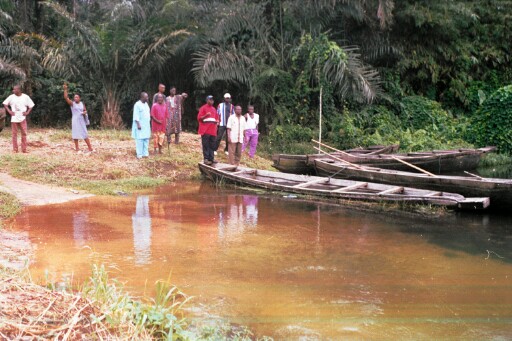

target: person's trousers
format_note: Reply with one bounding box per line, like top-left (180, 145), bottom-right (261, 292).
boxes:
top-left (135, 138), bottom-right (149, 158)
top-left (242, 129), bottom-right (259, 158)
top-left (153, 131), bottom-right (165, 148)
top-left (214, 126), bottom-right (228, 152)
top-left (11, 120), bottom-right (28, 152)
top-left (201, 134), bottom-right (216, 162)
top-left (228, 142), bottom-right (243, 165)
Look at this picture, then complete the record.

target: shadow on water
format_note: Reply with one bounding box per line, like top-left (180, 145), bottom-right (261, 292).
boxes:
top-left (477, 164), bottom-right (512, 179)
top-left (395, 212), bottom-right (512, 263)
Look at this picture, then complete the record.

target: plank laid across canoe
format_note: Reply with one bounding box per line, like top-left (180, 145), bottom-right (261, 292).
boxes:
top-left (313, 158), bottom-right (511, 209)
top-left (272, 144), bottom-right (399, 175)
top-left (308, 147), bottom-right (496, 174)
top-left (199, 162), bottom-right (489, 210)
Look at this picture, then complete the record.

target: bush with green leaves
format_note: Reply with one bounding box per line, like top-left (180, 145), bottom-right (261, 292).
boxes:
top-left (469, 85), bottom-right (512, 154)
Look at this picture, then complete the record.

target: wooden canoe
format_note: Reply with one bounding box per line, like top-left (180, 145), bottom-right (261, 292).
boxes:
top-left (313, 158), bottom-right (512, 210)
top-left (314, 147), bottom-right (496, 174)
top-left (272, 144), bottom-right (399, 175)
top-left (199, 162), bottom-right (489, 210)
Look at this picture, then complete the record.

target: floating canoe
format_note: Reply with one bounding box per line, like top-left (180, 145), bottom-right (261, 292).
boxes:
top-left (312, 147), bottom-right (496, 174)
top-left (272, 144), bottom-right (399, 175)
top-left (199, 162), bottom-right (489, 210)
top-left (313, 158), bottom-right (512, 209)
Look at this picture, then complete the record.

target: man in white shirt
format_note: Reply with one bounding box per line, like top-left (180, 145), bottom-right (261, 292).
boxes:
top-left (242, 105), bottom-right (260, 158)
top-left (226, 105), bottom-right (246, 166)
top-left (2, 85), bottom-right (35, 153)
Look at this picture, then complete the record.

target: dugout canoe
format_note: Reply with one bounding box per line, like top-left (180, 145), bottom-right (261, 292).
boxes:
top-left (199, 162), bottom-right (489, 210)
top-left (313, 158), bottom-right (512, 209)
top-left (272, 144), bottom-right (399, 175)
top-left (313, 147), bottom-right (496, 174)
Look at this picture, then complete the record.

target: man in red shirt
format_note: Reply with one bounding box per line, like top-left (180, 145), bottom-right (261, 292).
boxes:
top-left (197, 95), bottom-right (219, 165)
top-left (151, 93), bottom-right (168, 154)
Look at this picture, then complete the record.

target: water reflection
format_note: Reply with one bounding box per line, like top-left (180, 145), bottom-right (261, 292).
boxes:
top-left (218, 195), bottom-right (259, 239)
top-left (132, 195), bottom-right (152, 265)
top-left (72, 211), bottom-right (90, 248)
top-left (10, 182), bottom-right (512, 340)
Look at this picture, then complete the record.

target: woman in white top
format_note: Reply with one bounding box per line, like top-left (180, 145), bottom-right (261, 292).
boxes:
top-left (242, 105), bottom-right (259, 158)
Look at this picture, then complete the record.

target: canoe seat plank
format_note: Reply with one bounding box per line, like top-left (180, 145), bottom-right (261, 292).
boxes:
top-left (458, 197), bottom-right (490, 210)
top-left (333, 182), bottom-right (368, 193)
top-left (377, 186), bottom-right (404, 195)
top-left (425, 191), bottom-right (443, 197)
top-left (216, 166), bottom-right (238, 171)
top-left (294, 178), bottom-right (330, 188)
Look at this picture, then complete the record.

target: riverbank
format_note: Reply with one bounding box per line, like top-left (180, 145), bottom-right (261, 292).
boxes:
top-left (0, 128), bottom-right (273, 339)
top-left (0, 128), bottom-right (273, 195)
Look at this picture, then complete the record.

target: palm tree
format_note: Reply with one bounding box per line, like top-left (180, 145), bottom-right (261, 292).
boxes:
top-left (40, 0), bottom-right (189, 128)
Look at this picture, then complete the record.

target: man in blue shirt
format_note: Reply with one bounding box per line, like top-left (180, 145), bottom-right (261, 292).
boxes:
top-left (132, 92), bottom-right (151, 159)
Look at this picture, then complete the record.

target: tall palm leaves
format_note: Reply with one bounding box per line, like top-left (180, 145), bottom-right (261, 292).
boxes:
top-left (191, 0), bottom-right (383, 104)
top-left (39, 0), bottom-right (189, 127)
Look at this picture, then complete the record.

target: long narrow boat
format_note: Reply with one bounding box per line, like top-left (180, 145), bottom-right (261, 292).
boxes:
top-left (313, 158), bottom-right (511, 209)
top-left (199, 162), bottom-right (489, 210)
top-left (310, 147), bottom-right (496, 174)
top-left (272, 144), bottom-right (399, 175)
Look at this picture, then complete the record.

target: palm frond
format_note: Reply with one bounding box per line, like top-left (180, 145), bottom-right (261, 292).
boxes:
top-left (131, 29), bottom-right (190, 67)
top-left (0, 57), bottom-right (26, 80)
top-left (40, 1), bottom-right (101, 69)
top-left (110, 0), bottom-right (146, 22)
top-left (322, 45), bottom-right (382, 103)
top-left (192, 41), bottom-right (254, 87)
top-left (377, 0), bottom-right (395, 29)
top-left (0, 37), bottom-right (40, 60)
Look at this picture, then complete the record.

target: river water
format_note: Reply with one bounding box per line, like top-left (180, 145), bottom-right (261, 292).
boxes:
top-left (8, 181), bottom-right (512, 339)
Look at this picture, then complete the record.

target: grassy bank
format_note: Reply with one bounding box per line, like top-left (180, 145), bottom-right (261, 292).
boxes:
top-left (0, 191), bottom-right (20, 221)
top-left (1, 264), bottom-right (262, 340)
top-left (0, 128), bottom-right (273, 195)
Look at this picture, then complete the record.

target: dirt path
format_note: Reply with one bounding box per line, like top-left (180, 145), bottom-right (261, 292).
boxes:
top-left (0, 172), bottom-right (93, 206)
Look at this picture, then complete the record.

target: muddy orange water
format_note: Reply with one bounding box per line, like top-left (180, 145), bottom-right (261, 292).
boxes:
top-left (9, 182), bottom-right (512, 339)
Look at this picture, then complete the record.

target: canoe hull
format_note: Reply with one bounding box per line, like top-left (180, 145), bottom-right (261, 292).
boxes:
top-left (272, 145), bottom-right (400, 175)
top-left (314, 159), bottom-right (511, 210)
top-left (199, 162), bottom-right (489, 210)
top-left (327, 149), bottom-right (488, 174)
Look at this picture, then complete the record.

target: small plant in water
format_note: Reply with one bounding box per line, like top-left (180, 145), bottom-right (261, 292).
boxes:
top-left (82, 264), bottom-right (193, 340)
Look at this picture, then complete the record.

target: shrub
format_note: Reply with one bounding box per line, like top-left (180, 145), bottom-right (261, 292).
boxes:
top-left (399, 96), bottom-right (452, 132)
top-left (469, 85), bottom-right (512, 154)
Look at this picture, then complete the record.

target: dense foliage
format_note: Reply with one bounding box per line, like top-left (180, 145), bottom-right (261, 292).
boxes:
top-left (469, 85), bottom-right (512, 154)
top-left (1, 0), bottom-right (511, 153)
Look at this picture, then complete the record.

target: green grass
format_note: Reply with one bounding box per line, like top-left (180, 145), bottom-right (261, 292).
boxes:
top-left (79, 264), bottom-right (265, 340)
top-left (479, 152), bottom-right (512, 167)
top-left (0, 191), bottom-right (21, 222)
top-left (70, 177), bottom-right (168, 195)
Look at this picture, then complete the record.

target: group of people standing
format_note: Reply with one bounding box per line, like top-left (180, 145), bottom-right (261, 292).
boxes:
top-left (131, 84), bottom-right (188, 158)
top-left (3, 83), bottom-right (260, 166)
top-left (2, 84), bottom-right (94, 153)
top-left (197, 93), bottom-right (259, 166)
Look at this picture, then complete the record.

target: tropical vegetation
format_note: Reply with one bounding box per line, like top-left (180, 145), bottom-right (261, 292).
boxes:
top-left (1, 0), bottom-right (511, 153)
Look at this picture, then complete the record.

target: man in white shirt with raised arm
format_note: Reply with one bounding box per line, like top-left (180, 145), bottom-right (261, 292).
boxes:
top-left (3, 85), bottom-right (35, 153)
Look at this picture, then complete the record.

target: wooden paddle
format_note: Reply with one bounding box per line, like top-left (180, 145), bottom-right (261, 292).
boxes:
top-left (313, 139), bottom-right (436, 177)
top-left (390, 155), bottom-right (436, 177)
top-left (312, 139), bottom-right (354, 157)
top-left (312, 146), bottom-right (366, 170)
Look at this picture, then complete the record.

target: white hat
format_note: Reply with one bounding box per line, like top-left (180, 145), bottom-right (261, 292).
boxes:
top-left (223, 93), bottom-right (231, 99)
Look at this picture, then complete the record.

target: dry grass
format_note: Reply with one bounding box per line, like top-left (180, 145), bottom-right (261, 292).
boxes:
top-left (0, 128), bottom-right (274, 195)
top-left (0, 269), bottom-right (120, 340)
